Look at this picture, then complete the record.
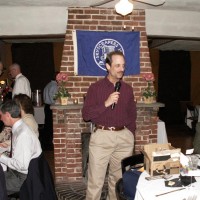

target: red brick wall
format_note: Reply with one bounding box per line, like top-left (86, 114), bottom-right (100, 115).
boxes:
top-left (61, 8), bottom-right (151, 102)
top-left (52, 7), bottom-right (159, 182)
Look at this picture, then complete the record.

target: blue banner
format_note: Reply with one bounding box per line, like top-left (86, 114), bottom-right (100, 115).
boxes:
top-left (73, 30), bottom-right (140, 76)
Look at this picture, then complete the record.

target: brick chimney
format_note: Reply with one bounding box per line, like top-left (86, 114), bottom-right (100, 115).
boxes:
top-left (51, 7), bottom-right (163, 182)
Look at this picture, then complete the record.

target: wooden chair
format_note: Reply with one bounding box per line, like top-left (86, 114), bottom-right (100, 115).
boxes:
top-left (115, 154), bottom-right (144, 200)
top-left (186, 103), bottom-right (198, 132)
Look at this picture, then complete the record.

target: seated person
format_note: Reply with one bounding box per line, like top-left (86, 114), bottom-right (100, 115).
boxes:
top-left (0, 100), bottom-right (42, 194)
top-left (0, 94), bottom-right (39, 153)
top-left (14, 93), bottom-right (39, 137)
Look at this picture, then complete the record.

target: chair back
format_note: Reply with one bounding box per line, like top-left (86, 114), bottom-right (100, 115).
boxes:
top-left (121, 153), bottom-right (144, 174)
top-left (115, 178), bottom-right (127, 200)
top-left (115, 154), bottom-right (144, 200)
top-left (186, 103), bottom-right (198, 132)
top-left (20, 153), bottom-right (57, 200)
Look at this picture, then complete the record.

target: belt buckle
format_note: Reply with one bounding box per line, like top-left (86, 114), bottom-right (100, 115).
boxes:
top-left (108, 127), bottom-right (115, 131)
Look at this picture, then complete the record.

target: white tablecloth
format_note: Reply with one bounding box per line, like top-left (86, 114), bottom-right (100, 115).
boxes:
top-left (157, 120), bottom-right (168, 144)
top-left (135, 171), bottom-right (200, 200)
top-left (34, 106), bottom-right (45, 124)
top-left (186, 105), bottom-right (200, 129)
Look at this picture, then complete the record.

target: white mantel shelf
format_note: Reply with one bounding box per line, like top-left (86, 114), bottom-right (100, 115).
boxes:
top-left (51, 102), bottom-right (165, 110)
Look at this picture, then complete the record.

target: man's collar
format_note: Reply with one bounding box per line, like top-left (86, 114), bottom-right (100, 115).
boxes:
top-left (15, 73), bottom-right (22, 79)
top-left (12, 119), bottom-right (23, 133)
top-left (105, 76), bottom-right (121, 87)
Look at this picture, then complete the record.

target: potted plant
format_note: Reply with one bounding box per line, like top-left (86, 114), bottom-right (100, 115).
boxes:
top-left (141, 73), bottom-right (156, 104)
top-left (54, 72), bottom-right (71, 105)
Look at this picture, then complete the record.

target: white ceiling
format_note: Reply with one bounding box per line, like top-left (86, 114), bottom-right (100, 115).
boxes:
top-left (0, 0), bottom-right (200, 51)
top-left (0, 0), bottom-right (199, 11)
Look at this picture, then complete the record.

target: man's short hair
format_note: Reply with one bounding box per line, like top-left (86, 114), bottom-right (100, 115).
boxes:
top-left (105, 51), bottom-right (125, 66)
top-left (9, 63), bottom-right (21, 71)
top-left (0, 100), bottom-right (21, 118)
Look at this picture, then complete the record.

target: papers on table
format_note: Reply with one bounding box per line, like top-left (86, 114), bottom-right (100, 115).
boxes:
top-left (181, 170), bottom-right (200, 176)
top-left (135, 171), bottom-right (200, 200)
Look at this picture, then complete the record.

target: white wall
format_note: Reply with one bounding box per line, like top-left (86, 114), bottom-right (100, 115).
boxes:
top-left (146, 9), bottom-right (200, 38)
top-left (0, 6), bottom-right (67, 36)
top-left (0, 6), bottom-right (200, 40)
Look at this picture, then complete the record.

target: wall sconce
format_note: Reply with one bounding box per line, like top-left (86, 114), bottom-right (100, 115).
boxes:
top-left (115, 0), bottom-right (134, 16)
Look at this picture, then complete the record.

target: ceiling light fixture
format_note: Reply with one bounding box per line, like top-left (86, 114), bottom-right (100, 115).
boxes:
top-left (115, 0), bottom-right (134, 16)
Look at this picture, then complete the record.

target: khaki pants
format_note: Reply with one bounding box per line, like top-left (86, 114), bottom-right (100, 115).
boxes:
top-left (86, 128), bottom-right (134, 200)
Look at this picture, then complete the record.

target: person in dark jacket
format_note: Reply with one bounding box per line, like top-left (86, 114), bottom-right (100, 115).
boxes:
top-left (193, 122), bottom-right (200, 154)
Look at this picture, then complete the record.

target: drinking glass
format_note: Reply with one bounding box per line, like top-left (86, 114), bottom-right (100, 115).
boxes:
top-left (189, 155), bottom-right (198, 170)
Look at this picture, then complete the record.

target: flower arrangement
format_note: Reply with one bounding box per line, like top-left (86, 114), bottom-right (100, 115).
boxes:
top-left (54, 72), bottom-right (71, 100)
top-left (141, 73), bottom-right (156, 103)
top-left (0, 80), bottom-right (10, 102)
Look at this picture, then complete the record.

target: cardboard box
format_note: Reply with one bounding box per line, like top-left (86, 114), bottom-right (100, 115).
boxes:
top-left (142, 143), bottom-right (181, 176)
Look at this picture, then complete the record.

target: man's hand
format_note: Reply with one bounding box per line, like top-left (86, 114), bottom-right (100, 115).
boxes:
top-left (104, 92), bottom-right (120, 107)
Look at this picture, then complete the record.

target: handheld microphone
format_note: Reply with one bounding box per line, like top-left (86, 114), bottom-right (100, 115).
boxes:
top-left (111, 81), bottom-right (121, 110)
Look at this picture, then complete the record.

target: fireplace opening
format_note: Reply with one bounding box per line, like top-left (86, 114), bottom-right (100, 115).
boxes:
top-left (81, 132), bottom-right (91, 177)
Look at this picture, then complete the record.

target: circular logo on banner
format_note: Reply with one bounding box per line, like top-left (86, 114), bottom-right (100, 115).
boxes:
top-left (93, 39), bottom-right (124, 71)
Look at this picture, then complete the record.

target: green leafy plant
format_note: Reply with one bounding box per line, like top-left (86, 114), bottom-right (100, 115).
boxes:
top-left (141, 73), bottom-right (156, 99)
top-left (142, 84), bottom-right (156, 98)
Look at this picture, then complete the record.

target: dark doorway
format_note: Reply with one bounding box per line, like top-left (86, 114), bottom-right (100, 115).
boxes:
top-left (158, 51), bottom-right (191, 125)
top-left (11, 43), bottom-right (56, 150)
top-left (11, 43), bottom-right (55, 92)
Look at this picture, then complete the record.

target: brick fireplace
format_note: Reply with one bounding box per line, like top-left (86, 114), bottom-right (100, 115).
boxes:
top-left (51, 7), bottom-right (164, 182)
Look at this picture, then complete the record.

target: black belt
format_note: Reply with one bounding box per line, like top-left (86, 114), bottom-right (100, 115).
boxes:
top-left (94, 125), bottom-right (125, 132)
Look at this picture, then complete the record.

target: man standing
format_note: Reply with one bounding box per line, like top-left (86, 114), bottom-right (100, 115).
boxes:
top-left (0, 100), bottom-right (42, 194)
top-left (9, 63), bottom-right (31, 98)
top-left (82, 51), bottom-right (136, 200)
top-left (43, 72), bottom-right (58, 150)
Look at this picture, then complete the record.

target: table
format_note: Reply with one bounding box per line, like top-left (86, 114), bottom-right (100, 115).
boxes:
top-left (135, 171), bottom-right (200, 200)
top-left (34, 106), bottom-right (45, 125)
top-left (157, 120), bottom-right (168, 144)
top-left (186, 105), bottom-right (200, 129)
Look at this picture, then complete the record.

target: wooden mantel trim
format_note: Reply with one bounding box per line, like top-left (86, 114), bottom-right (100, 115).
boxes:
top-left (51, 102), bottom-right (165, 110)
